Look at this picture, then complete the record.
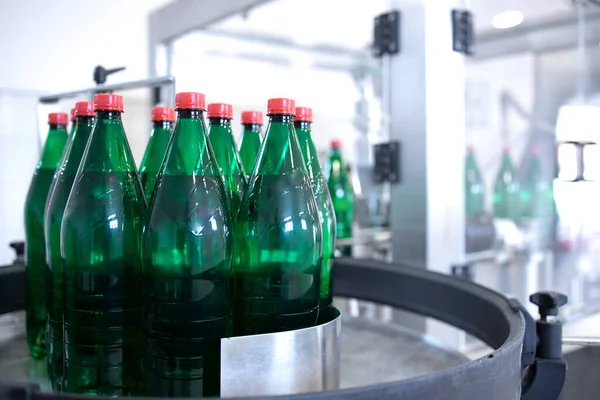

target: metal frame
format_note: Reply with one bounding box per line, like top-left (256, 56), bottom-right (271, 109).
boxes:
top-left (38, 76), bottom-right (176, 104)
top-left (148, 0), bottom-right (274, 79)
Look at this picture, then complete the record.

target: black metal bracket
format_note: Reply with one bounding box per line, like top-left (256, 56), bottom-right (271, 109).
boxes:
top-left (451, 9), bottom-right (475, 56)
top-left (93, 65), bottom-right (126, 86)
top-left (373, 11), bottom-right (400, 58)
top-left (521, 291), bottom-right (568, 400)
top-left (373, 141), bottom-right (400, 184)
top-left (450, 264), bottom-right (473, 281)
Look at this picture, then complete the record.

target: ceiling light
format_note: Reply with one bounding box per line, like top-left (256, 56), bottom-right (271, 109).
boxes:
top-left (492, 10), bottom-right (524, 29)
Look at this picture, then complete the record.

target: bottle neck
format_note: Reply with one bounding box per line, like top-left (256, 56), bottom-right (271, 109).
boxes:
top-left (294, 121), bottom-right (311, 130)
top-left (96, 110), bottom-right (122, 120)
top-left (501, 153), bottom-right (513, 169)
top-left (177, 109), bottom-right (203, 119)
top-left (165, 109), bottom-right (208, 175)
top-left (209, 117), bottom-right (232, 127)
top-left (152, 120), bottom-right (173, 129)
top-left (243, 123), bottom-right (262, 133)
top-left (269, 114), bottom-right (294, 124)
top-left (49, 123), bottom-right (67, 130)
top-left (76, 116), bottom-right (95, 125)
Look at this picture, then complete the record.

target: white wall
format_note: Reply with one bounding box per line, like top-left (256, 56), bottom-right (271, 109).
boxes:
top-left (0, 0), bottom-right (171, 265)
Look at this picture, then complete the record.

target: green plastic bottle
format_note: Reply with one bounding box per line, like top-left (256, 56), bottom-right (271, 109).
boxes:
top-left (493, 146), bottom-right (519, 220)
top-left (207, 103), bottom-right (247, 216)
top-left (44, 101), bottom-right (95, 392)
top-left (294, 106), bottom-right (336, 311)
top-left (234, 98), bottom-right (322, 335)
top-left (520, 147), bottom-right (555, 220)
top-left (465, 145), bottom-right (485, 216)
top-left (24, 112), bottom-right (68, 359)
top-left (61, 94), bottom-right (145, 396)
top-left (326, 139), bottom-right (354, 256)
top-left (143, 92), bottom-right (232, 397)
top-left (139, 106), bottom-right (175, 200)
top-left (238, 110), bottom-right (263, 176)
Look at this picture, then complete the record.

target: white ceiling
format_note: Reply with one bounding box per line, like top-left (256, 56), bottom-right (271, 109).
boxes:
top-left (207, 0), bottom-right (575, 51)
top-left (211, 0), bottom-right (390, 51)
top-left (472, 0), bottom-right (572, 31)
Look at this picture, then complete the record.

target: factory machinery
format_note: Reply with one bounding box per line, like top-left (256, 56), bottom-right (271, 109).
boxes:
top-left (4, 0), bottom-right (600, 398)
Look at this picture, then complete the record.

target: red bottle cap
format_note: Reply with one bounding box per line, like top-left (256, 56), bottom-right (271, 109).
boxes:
top-left (74, 101), bottom-right (95, 117)
top-left (502, 145), bottom-right (510, 153)
top-left (151, 106), bottom-right (175, 122)
top-left (241, 111), bottom-right (263, 125)
top-left (94, 93), bottom-right (124, 111)
top-left (175, 92), bottom-right (207, 111)
top-left (48, 112), bottom-right (69, 125)
top-left (467, 145), bottom-right (474, 152)
top-left (531, 146), bottom-right (540, 155)
top-left (294, 107), bottom-right (313, 122)
top-left (331, 139), bottom-right (342, 148)
top-left (207, 103), bottom-right (233, 119)
top-left (70, 108), bottom-right (76, 121)
top-left (267, 98), bottom-right (295, 115)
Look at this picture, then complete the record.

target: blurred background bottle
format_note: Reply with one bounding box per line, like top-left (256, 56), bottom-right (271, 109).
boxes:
top-left (44, 101), bottom-right (95, 391)
top-left (493, 146), bottom-right (519, 221)
top-left (326, 139), bottom-right (354, 256)
top-left (234, 98), bottom-right (322, 335)
top-left (465, 145), bottom-right (485, 216)
top-left (24, 111), bottom-right (68, 359)
top-left (143, 92), bottom-right (232, 398)
top-left (207, 102), bottom-right (246, 216)
top-left (139, 106), bottom-right (175, 200)
top-left (238, 110), bottom-right (263, 176)
top-left (294, 106), bottom-right (336, 312)
top-left (61, 94), bottom-right (145, 396)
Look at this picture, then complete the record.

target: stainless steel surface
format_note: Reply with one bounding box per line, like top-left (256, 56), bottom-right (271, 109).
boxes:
top-left (0, 312), bottom-right (49, 392)
top-left (38, 76), bottom-right (176, 105)
top-left (562, 336), bottom-right (600, 346)
top-left (387, 0), bottom-right (466, 269)
top-left (338, 313), bottom-right (468, 388)
top-left (221, 310), bottom-right (341, 397)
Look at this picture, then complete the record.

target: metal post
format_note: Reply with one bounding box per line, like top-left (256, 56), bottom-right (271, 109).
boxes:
top-left (387, 0), bottom-right (466, 346)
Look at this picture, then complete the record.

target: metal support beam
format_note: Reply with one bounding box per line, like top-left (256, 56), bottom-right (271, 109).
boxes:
top-left (39, 76), bottom-right (176, 105)
top-left (475, 9), bottom-right (600, 60)
top-left (387, 0), bottom-right (466, 347)
top-left (148, 0), bottom-right (273, 78)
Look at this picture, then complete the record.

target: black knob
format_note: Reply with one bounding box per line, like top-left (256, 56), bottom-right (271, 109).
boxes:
top-left (9, 241), bottom-right (24, 257)
top-left (93, 65), bottom-right (126, 85)
top-left (530, 291), bottom-right (568, 318)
